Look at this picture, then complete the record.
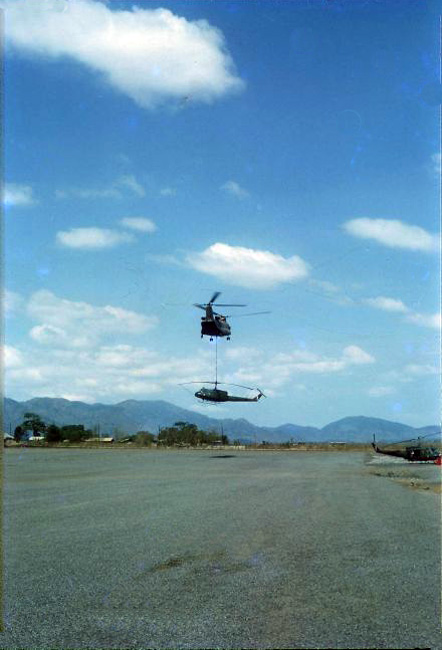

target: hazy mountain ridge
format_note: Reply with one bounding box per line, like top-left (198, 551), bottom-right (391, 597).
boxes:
top-left (3, 397), bottom-right (440, 443)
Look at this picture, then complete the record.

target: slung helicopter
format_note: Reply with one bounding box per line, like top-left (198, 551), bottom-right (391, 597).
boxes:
top-left (372, 434), bottom-right (441, 464)
top-left (180, 381), bottom-right (265, 403)
top-left (194, 291), bottom-right (269, 340)
top-left (195, 382), bottom-right (265, 403)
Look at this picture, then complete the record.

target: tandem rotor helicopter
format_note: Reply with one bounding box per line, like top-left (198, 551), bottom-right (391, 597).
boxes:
top-left (181, 291), bottom-right (269, 405)
top-left (194, 291), bottom-right (270, 340)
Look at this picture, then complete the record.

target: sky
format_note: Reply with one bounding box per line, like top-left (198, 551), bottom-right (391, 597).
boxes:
top-left (3, 0), bottom-right (441, 428)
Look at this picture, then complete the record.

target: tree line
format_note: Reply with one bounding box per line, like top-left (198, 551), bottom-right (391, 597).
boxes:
top-left (13, 412), bottom-right (95, 443)
top-left (12, 413), bottom-right (230, 446)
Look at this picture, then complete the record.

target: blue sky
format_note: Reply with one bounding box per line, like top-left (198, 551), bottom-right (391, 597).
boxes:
top-left (4, 0), bottom-right (440, 428)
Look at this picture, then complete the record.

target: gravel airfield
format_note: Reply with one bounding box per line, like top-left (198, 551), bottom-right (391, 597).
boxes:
top-left (2, 448), bottom-right (441, 649)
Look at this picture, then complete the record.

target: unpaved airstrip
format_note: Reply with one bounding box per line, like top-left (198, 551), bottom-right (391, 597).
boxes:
top-left (2, 448), bottom-right (440, 649)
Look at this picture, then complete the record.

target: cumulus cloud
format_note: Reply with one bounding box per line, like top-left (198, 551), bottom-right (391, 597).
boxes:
top-left (120, 217), bottom-right (157, 233)
top-left (308, 279), bottom-right (353, 306)
top-left (431, 153), bottom-right (441, 176)
top-left (5, 334), bottom-right (376, 404)
top-left (363, 296), bottom-right (409, 313)
top-left (283, 345), bottom-right (374, 374)
top-left (4, 345), bottom-right (24, 368)
top-left (362, 294), bottom-right (440, 331)
top-left (5, 342), bottom-right (212, 402)
top-left (4, 289), bottom-right (24, 315)
top-left (4, 0), bottom-right (244, 108)
top-left (27, 290), bottom-right (158, 348)
top-left (29, 324), bottom-right (90, 348)
top-left (406, 312), bottom-right (441, 330)
top-left (56, 227), bottom-right (134, 249)
top-left (55, 187), bottom-right (121, 200)
top-left (4, 183), bottom-right (36, 207)
top-left (117, 174), bottom-right (145, 197)
top-left (404, 364), bottom-right (439, 377)
top-left (187, 242), bottom-right (310, 289)
top-left (55, 174), bottom-right (145, 200)
top-left (221, 180), bottom-right (249, 199)
top-left (222, 344), bottom-right (374, 395)
top-left (343, 218), bottom-right (439, 252)
top-left (160, 187), bottom-right (176, 197)
top-left (368, 385), bottom-right (396, 397)
top-left (342, 345), bottom-right (375, 365)
top-left (224, 346), bottom-right (263, 362)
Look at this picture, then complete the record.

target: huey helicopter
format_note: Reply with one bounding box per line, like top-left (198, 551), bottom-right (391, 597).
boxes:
top-left (192, 382), bottom-right (265, 403)
top-left (372, 434), bottom-right (441, 464)
top-left (194, 291), bottom-right (269, 340)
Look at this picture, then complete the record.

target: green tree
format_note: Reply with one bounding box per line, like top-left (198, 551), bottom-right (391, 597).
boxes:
top-left (60, 424), bottom-right (92, 442)
top-left (21, 412), bottom-right (46, 438)
top-left (14, 425), bottom-right (23, 442)
top-left (135, 431), bottom-right (155, 446)
top-left (46, 424), bottom-right (62, 443)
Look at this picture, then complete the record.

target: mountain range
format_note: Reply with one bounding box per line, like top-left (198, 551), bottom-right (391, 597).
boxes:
top-left (3, 397), bottom-right (440, 444)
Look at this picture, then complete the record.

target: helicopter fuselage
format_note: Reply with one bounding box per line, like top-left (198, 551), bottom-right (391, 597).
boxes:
top-left (195, 387), bottom-right (262, 403)
top-left (372, 440), bottom-right (441, 462)
top-left (200, 314), bottom-right (231, 339)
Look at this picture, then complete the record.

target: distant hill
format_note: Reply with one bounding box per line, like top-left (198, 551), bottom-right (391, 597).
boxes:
top-left (3, 397), bottom-right (440, 444)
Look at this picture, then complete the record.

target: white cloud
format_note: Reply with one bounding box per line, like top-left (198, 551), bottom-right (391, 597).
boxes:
top-left (4, 183), bottom-right (36, 207)
top-left (55, 187), bottom-right (121, 200)
top-left (120, 217), bottom-right (157, 233)
top-left (5, 342), bottom-right (212, 402)
top-left (221, 180), bottom-right (249, 199)
top-left (223, 345), bottom-right (374, 395)
top-left (363, 296), bottom-right (409, 313)
top-left (160, 187), bottom-right (176, 197)
top-left (406, 312), bottom-right (441, 330)
top-left (368, 385), bottom-right (396, 397)
top-left (56, 227), bottom-right (134, 249)
top-left (431, 153), bottom-right (441, 175)
top-left (29, 324), bottom-right (90, 348)
top-left (224, 346), bottom-right (263, 362)
top-left (4, 335), bottom-right (376, 405)
top-left (309, 279), bottom-right (340, 295)
top-left (362, 294), bottom-right (440, 331)
top-left (4, 289), bottom-right (24, 315)
top-left (27, 290), bottom-right (158, 348)
top-left (116, 175), bottom-right (145, 197)
top-left (4, 345), bottom-right (24, 368)
top-left (55, 174), bottom-right (145, 200)
top-left (146, 253), bottom-right (184, 267)
top-left (404, 364), bottom-right (439, 377)
top-left (308, 279), bottom-right (353, 306)
top-left (282, 345), bottom-right (374, 374)
top-left (30, 324), bottom-right (68, 346)
top-left (4, 0), bottom-right (244, 108)
top-left (342, 345), bottom-right (375, 365)
top-left (187, 242), bottom-right (310, 289)
top-left (9, 366), bottom-right (44, 383)
top-left (343, 218), bottom-right (439, 252)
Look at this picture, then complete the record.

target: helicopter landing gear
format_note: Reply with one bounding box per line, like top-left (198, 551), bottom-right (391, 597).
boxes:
top-left (210, 337), bottom-right (213, 341)
top-left (227, 337), bottom-right (230, 341)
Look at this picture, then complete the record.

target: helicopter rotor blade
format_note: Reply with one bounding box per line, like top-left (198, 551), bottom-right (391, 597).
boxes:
top-left (193, 303), bottom-right (207, 311)
top-left (209, 291), bottom-right (221, 304)
top-left (212, 303), bottom-right (247, 307)
top-left (226, 311), bottom-right (271, 318)
top-left (179, 381), bottom-right (217, 385)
